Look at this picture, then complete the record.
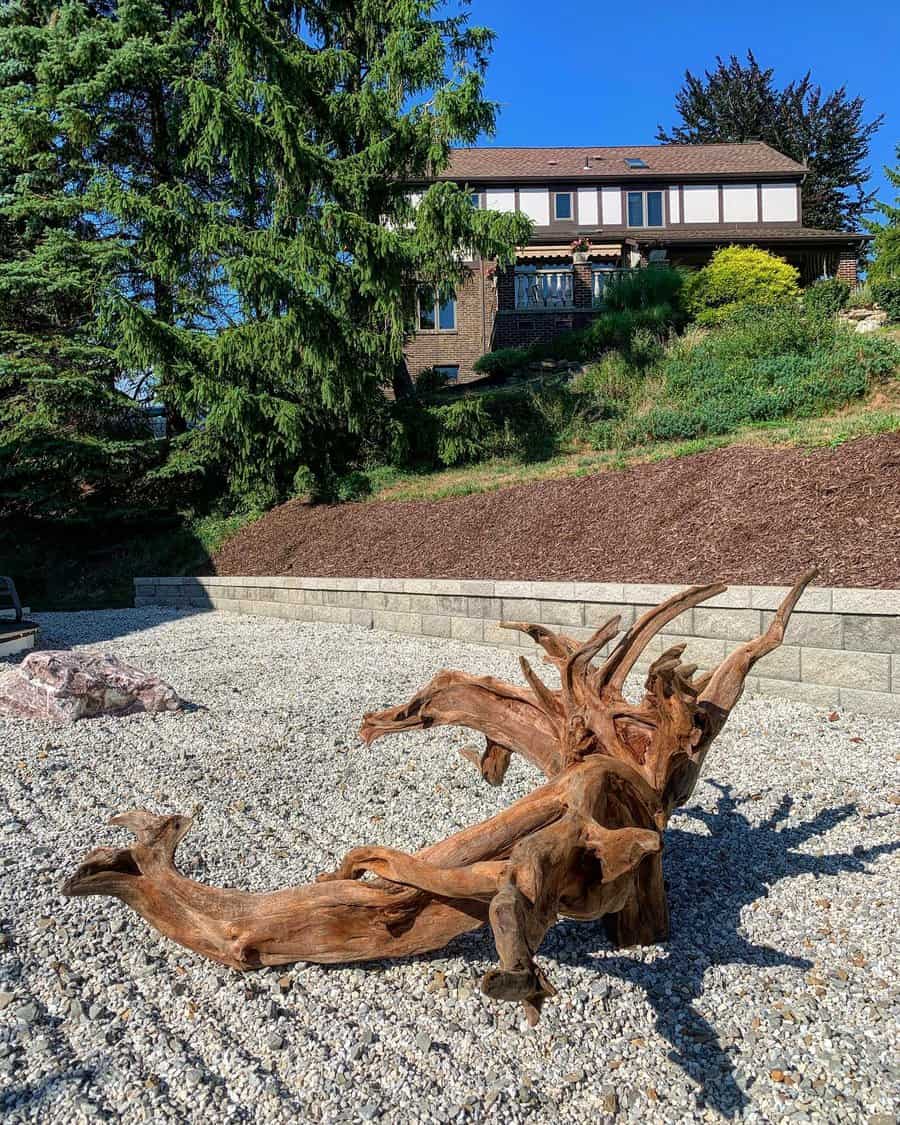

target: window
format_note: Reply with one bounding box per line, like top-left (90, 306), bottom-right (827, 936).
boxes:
top-left (469, 192), bottom-right (481, 209)
top-left (626, 190), bottom-right (664, 228)
top-left (553, 192), bottom-right (573, 220)
top-left (433, 365), bottom-right (459, 384)
top-left (625, 157), bottom-right (648, 169)
top-left (417, 287), bottom-right (456, 331)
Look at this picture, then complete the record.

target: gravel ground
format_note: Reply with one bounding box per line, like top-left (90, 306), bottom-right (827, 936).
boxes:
top-left (1, 608), bottom-right (898, 1125)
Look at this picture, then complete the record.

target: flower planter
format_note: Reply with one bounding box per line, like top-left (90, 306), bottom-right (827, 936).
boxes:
top-left (573, 251), bottom-right (589, 264)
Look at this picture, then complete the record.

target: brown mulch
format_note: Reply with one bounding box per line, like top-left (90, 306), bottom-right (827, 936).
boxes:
top-left (211, 435), bottom-right (900, 588)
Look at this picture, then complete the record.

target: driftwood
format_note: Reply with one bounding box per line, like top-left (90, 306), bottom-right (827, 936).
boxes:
top-left (63, 570), bottom-right (815, 1024)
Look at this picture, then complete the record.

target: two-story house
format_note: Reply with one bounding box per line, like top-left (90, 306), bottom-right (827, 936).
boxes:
top-left (403, 141), bottom-right (868, 384)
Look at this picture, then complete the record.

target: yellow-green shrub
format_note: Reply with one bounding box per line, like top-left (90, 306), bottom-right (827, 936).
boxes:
top-left (685, 245), bottom-right (801, 325)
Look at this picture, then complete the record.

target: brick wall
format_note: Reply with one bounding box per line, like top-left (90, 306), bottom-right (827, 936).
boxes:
top-left (135, 576), bottom-right (900, 718)
top-left (402, 260), bottom-right (495, 385)
top-left (836, 251), bottom-right (859, 286)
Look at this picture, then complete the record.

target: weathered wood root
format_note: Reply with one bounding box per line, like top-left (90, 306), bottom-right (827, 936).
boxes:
top-left (63, 570), bottom-right (816, 1022)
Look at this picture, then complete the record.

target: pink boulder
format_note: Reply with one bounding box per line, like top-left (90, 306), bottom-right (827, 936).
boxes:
top-left (0, 651), bottom-right (183, 723)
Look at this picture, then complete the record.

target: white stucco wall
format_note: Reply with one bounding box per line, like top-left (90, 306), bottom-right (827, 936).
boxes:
top-left (682, 185), bottom-right (719, 223)
top-left (577, 187), bottom-right (599, 225)
top-left (668, 186), bottom-right (681, 223)
top-left (600, 186), bottom-right (622, 225)
top-left (722, 184), bottom-right (759, 223)
top-left (761, 183), bottom-right (799, 222)
top-left (485, 187), bottom-right (515, 212)
top-left (518, 187), bottom-right (550, 226)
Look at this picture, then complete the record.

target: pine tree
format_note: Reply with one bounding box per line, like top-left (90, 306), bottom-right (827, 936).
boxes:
top-left (867, 144), bottom-right (900, 282)
top-left (0, 0), bottom-right (163, 526)
top-left (177, 0), bottom-right (532, 499)
top-left (657, 51), bottom-right (883, 232)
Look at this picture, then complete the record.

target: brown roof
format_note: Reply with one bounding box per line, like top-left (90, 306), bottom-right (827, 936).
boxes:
top-left (624, 225), bottom-right (869, 244)
top-left (433, 142), bottom-right (806, 182)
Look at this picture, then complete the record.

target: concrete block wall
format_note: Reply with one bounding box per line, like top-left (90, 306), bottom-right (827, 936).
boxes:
top-left (134, 577), bottom-right (900, 717)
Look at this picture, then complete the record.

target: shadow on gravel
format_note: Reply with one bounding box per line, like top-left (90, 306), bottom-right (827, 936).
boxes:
top-left (549, 782), bottom-right (899, 1118)
top-left (13, 607), bottom-right (211, 662)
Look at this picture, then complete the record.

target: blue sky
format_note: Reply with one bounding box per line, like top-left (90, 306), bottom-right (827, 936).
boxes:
top-left (475, 0), bottom-right (899, 211)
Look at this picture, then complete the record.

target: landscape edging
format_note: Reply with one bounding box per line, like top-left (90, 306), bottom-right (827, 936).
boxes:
top-left (134, 576), bottom-right (900, 717)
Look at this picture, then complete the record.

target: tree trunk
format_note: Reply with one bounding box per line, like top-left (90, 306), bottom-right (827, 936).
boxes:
top-left (63, 570), bottom-right (816, 1023)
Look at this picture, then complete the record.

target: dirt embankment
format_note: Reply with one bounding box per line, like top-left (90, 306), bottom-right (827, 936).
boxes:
top-left (211, 435), bottom-right (900, 588)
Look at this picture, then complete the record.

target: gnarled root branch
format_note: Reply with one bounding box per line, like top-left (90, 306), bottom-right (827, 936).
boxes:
top-left (63, 572), bottom-right (817, 1023)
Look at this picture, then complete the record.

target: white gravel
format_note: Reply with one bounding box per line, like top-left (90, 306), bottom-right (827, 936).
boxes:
top-left (1, 607), bottom-right (898, 1125)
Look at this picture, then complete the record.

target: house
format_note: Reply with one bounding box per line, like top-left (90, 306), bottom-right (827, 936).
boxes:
top-left (403, 141), bottom-right (869, 384)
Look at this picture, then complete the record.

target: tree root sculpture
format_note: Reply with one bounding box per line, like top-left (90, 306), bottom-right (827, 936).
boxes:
top-left (63, 570), bottom-right (816, 1024)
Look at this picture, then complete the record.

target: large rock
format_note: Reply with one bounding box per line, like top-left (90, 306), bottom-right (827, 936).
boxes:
top-left (0, 651), bottom-right (183, 722)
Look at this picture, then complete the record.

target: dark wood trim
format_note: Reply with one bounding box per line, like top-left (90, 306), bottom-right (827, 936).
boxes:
top-left (717, 183), bottom-right (724, 224)
top-left (756, 182), bottom-right (763, 223)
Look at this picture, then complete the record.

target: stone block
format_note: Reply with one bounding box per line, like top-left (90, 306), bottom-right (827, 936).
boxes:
top-left (762, 611), bottom-right (843, 650)
top-left (466, 597), bottom-right (503, 620)
top-left (532, 581), bottom-right (576, 601)
top-left (538, 600), bottom-right (583, 628)
top-left (373, 610), bottom-right (420, 634)
top-left (660, 635), bottom-right (727, 669)
top-left (583, 603), bottom-right (633, 629)
top-left (494, 581), bottom-right (535, 598)
top-left (841, 614), bottom-right (900, 654)
top-left (421, 615), bottom-right (451, 638)
top-left (832, 588), bottom-right (900, 616)
top-left (356, 578), bottom-right (382, 591)
top-left (753, 677), bottom-right (840, 708)
top-left (571, 582), bottom-right (626, 603)
top-left (325, 590), bottom-right (363, 608)
top-left (384, 592), bottom-right (412, 612)
top-left (134, 596), bottom-right (157, 607)
top-left (433, 595), bottom-right (468, 616)
top-left (838, 687), bottom-right (900, 719)
top-left (800, 647), bottom-right (891, 691)
top-left (360, 591), bottom-right (388, 610)
top-left (402, 579), bottom-right (434, 595)
top-left (303, 589), bottom-right (324, 605)
top-left (483, 623), bottom-right (520, 648)
top-left (349, 609), bottom-right (374, 629)
top-left (693, 607), bottom-right (763, 641)
top-left (501, 598), bottom-right (541, 621)
top-left (750, 585), bottom-right (832, 612)
top-left (311, 605), bottom-right (352, 625)
top-left (450, 617), bottom-right (484, 643)
top-left (621, 583), bottom-right (682, 606)
top-left (722, 641), bottom-right (800, 682)
top-left (638, 605), bottom-right (693, 636)
top-left (894, 656), bottom-right (900, 693)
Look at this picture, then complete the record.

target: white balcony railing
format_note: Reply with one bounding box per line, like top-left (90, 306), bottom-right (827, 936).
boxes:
top-left (514, 269), bottom-right (573, 309)
top-left (592, 267), bottom-right (638, 305)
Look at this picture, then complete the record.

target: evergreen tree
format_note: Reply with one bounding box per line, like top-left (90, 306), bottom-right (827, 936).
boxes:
top-left (657, 51), bottom-right (882, 231)
top-left (867, 143), bottom-right (900, 282)
top-left (177, 0), bottom-right (532, 499)
top-left (0, 0), bottom-right (164, 526)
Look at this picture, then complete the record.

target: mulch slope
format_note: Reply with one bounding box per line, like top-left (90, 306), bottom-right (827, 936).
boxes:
top-left (211, 435), bottom-right (900, 588)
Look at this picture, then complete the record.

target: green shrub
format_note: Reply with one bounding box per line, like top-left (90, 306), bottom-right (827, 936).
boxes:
top-left (685, 245), bottom-right (801, 322)
top-left (472, 347), bottom-right (531, 376)
top-left (572, 353), bottom-right (640, 423)
top-left (414, 367), bottom-right (452, 395)
top-left (623, 306), bottom-right (899, 445)
top-left (335, 471), bottom-right (372, 502)
top-left (872, 279), bottom-right (900, 322)
top-left (804, 278), bottom-right (850, 319)
top-left (601, 266), bottom-right (684, 311)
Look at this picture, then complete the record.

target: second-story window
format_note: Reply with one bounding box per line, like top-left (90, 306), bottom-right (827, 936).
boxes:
top-left (553, 191), bottom-right (573, 220)
top-left (418, 287), bottom-right (456, 331)
top-left (627, 190), bottom-right (664, 228)
top-left (470, 192), bottom-right (481, 209)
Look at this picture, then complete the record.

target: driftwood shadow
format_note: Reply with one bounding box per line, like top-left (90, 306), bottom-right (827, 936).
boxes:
top-left (540, 781), bottom-right (898, 1117)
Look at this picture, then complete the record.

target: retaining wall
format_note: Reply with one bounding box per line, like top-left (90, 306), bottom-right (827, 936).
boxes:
top-left (134, 576), bottom-right (900, 717)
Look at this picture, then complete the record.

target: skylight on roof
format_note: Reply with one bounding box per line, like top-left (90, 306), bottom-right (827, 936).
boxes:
top-left (625, 158), bottom-right (648, 169)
